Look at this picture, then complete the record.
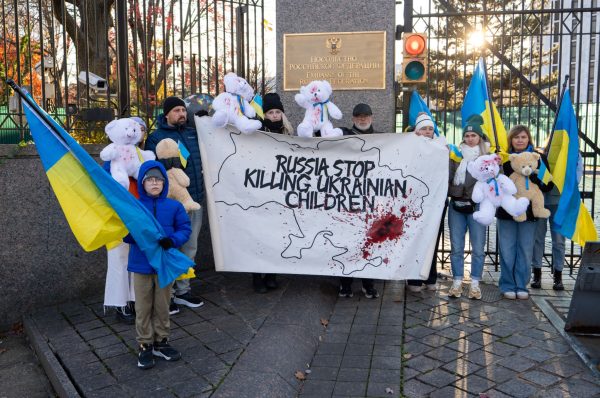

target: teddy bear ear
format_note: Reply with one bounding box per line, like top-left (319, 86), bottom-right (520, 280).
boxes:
top-left (531, 152), bottom-right (540, 160)
top-left (105, 120), bottom-right (117, 133)
top-left (493, 154), bottom-right (501, 165)
top-left (321, 80), bottom-right (332, 92)
top-left (509, 153), bottom-right (517, 162)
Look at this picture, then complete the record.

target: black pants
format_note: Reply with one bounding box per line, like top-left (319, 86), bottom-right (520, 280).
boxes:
top-left (340, 277), bottom-right (374, 290)
top-left (407, 200), bottom-right (448, 287)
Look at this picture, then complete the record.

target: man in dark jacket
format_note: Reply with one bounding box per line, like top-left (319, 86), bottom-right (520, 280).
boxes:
top-left (145, 97), bottom-right (204, 314)
top-left (338, 102), bottom-right (381, 299)
top-left (342, 103), bottom-right (382, 136)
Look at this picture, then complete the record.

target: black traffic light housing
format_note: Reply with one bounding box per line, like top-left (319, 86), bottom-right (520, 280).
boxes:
top-left (401, 33), bottom-right (427, 84)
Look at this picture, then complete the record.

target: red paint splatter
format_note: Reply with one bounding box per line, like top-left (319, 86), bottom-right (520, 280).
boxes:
top-left (383, 258), bottom-right (389, 264)
top-left (400, 206), bottom-right (406, 213)
top-left (362, 212), bottom-right (405, 259)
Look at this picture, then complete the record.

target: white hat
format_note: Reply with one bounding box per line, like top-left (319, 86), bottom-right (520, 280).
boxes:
top-left (415, 113), bottom-right (434, 131)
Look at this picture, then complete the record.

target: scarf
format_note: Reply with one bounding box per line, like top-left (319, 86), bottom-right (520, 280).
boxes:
top-left (510, 144), bottom-right (533, 154)
top-left (263, 119), bottom-right (284, 134)
top-left (453, 143), bottom-right (481, 186)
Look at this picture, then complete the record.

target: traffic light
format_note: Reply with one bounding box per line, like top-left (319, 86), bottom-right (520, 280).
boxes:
top-left (401, 33), bottom-right (427, 83)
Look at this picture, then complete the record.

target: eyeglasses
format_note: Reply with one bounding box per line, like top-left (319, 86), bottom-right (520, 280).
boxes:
top-left (144, 177), bottom-right (164, 184)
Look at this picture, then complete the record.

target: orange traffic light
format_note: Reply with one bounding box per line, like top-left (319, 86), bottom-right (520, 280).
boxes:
top-left (401, 33), bottom-right (427, 83)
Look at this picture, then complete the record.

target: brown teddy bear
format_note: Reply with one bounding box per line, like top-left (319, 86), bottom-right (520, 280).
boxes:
top-left (155, 138), bottom-right (201, 212)
top-left (508, 152), bottom-right (551, 222)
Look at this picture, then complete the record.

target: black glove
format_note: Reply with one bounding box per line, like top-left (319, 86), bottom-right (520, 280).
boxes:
top-left (158, 237), bottom-right (174, 249)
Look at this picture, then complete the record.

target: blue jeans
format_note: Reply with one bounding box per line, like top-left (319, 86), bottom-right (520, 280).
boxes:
top-left (532, 203), bottom-right (565, 272)
top-left (497, 219), bottom-right (537, 293)
top-left (448, 204), bottom-right (486, 280)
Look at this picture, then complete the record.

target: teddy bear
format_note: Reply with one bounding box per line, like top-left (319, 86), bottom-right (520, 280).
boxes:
top-left (295, 80), bottom-right (343, 138)
top-left (508, 152), bottom-right (551, 222)
top-left (155, 138), bottom-right (201, 212)
top-left (467, 153), bottom-right (530, 226)
top-left (100, 118), bottom-right (155, 189)
top-left (211, 72), bottom-right (263, 134)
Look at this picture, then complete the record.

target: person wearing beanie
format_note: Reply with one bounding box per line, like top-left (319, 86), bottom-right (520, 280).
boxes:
top-left (145, 97), bottom-right (205, 314)
top-left (260, 92), bottom-right (294, 136)
top-left (342, 103), bottom-right (382, 135)
top-left (406, 112), bottom-right (448, 293)
top-left (338, 103), bottom-right (381, 300)
top-left (446, 114), bottom-right (490, 299)
top-left (413, 112), bottom-right (435, 139)
top-left (124, 161), bottom-right (191, 369)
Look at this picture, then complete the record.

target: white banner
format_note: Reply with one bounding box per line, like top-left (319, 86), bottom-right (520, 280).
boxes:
top-left (197, 116), bottom-right (448, 280)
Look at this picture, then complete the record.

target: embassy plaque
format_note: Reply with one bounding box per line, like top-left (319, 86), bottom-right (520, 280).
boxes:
top-left (283, 31), bottom-right (386, 91)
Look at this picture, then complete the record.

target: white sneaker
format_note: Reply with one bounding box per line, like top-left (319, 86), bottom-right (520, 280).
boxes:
top-left (407, 285), bottom-right (422, 292)
top-left (448, 280), bottom-right (463, 298)
top-left (516, 291), bottom-right (529, 300)
top-left (503, 291), bottom-right (516, 300)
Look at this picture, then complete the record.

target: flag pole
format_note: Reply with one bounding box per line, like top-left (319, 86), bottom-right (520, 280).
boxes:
top-left (544, 74), bottom-right (570, 156)
top-left (6, 79), bottom-right (66, 144)
top-left (480, 57), bottom-right (500, 154)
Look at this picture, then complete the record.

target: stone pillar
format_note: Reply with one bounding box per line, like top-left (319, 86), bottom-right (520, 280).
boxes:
top-left (276, 0), bottom-right (396, 133)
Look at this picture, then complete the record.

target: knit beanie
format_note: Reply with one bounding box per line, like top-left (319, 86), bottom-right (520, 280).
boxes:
top-left (414, 112), bottom-right (434, 131)
top-left (463, 114), bottom-right (485, 138)
top-left (163, 96), bottom-right (186, 116)
top-left (142, 167), bottom-right (165, 183)
top-left (263, 93), bottom-right (284, 113)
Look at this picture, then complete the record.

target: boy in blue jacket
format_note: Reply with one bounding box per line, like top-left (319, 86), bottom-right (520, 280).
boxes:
top-left (125, 160), bottom-right (192, 369)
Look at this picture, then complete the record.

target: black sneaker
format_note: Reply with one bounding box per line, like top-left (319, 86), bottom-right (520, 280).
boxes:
top-left (362, 287), bottom-right (380, 299)
top-left (116, 306), bottom-right (135, 325)
top-left (338, 285), bottom-right (354, 298)
top-left (169, 298), bottom-right (180, 315)
top-left (137, 343), bottom-right (155, 369)
top-left (152, 338), bottom-right (182, 362)
top-left (173, 292), bottom-right (204, 308)
top-left (264, 274), bottom-right (279, 290)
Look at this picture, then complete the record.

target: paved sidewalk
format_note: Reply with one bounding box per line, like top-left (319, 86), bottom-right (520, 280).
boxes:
top-left (0, 327), bottom-right (55, 398)
top-left (16, 266), bottom-right (600, 397)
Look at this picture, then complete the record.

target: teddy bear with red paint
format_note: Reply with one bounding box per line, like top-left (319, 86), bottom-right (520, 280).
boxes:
top-left (468, 153), bottom-right (529, 226)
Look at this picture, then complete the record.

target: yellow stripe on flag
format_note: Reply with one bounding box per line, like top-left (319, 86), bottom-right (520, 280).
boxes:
top-left (547, 130), bottom-right (569, 192)
top-left (47, 152), bottom-right (128, 251)
top-left (482, 101), bottom-right (509, 163)
top-left (176, 267), bottom-right (196, 280)
top-left (572, 202), bottom-right (598, 247)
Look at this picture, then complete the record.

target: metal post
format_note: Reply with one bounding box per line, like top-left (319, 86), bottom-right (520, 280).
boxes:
top-left (116, 0), bottom-right (130, 116)
top-left (191, 54), bottom-right (197, 94)
top-left (402, 0), bottom-right (413, 129)
top-left (236, 6), bottom-right (246, 78)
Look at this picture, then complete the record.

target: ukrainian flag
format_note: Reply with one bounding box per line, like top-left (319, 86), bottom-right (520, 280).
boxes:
top-left (17, 84), bottom-right (194, 288)
top-left (547, 89), bottom-right (597, 246)
top-left (448, 144), bottom-right (463, 163)
top-left (408, 91), bottom-right (439, 136)
top-left (250, 94), bottom-right (264, 120)
top-left (461, 58), bottom-right (508, 160)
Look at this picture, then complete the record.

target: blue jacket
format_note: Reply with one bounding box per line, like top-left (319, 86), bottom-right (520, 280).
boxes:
top-left (125, 160), bottom-right (192, 274)
top-left (145, 114), bottom-right (205, 203)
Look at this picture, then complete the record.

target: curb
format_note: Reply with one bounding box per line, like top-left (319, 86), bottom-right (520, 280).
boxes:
top-left (23, 314), bottom-right (81, 398)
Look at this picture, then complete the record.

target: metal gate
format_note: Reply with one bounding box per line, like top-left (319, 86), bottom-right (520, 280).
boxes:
top-left (399, 0), bottom-right (600, 271)
top-left (0, 0), bottom-right (265, 143)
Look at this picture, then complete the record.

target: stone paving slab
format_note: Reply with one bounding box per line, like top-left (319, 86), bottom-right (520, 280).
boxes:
top-left (18, 265), bottom-right (600, 397)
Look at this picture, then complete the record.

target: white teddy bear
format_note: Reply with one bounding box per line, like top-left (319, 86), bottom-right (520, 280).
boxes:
top-left (468, 153), bottom-right (529, 226)
top-left (100, 118), bottom-right (155, 189)
top-left (295, 80), bottom-right (343, 138)
top-left (211, 72), bottom-right (263, 134)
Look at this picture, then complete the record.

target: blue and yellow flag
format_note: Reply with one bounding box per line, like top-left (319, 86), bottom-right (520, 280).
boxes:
top-left (250, 94), bottom-right (264, 120)
top-left (408, 91), bottom-right (439, 136)
top-left (547, 89), bottom-right (597, 246)
top-left (178, 140), bottom-right (190, 169)
top-left (19, 88), bottom-right (194, 288)
top-left (537, 160), bottom-right (553, 186)
top-left (461, 58), bottom-right (508, 160)
top-left (448, 144), bottom-right (463, 163)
